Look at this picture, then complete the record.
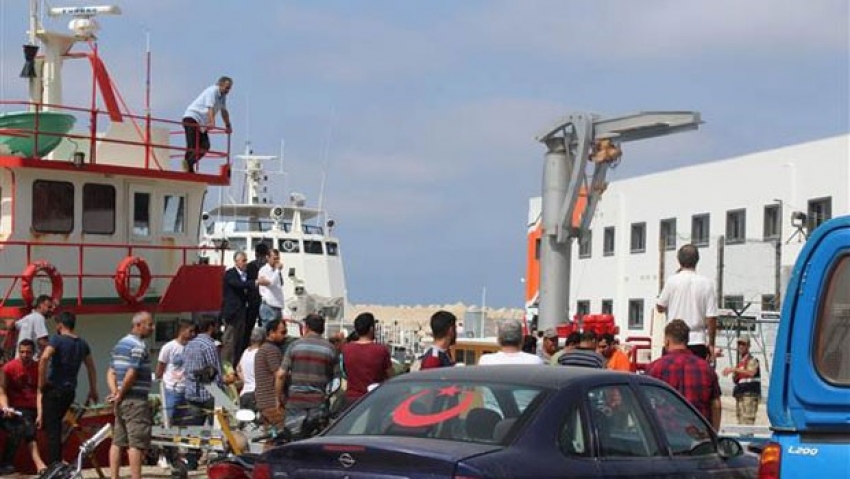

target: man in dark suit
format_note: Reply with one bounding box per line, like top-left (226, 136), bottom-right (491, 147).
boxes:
top-left (244, 243), bottom-right (269, 355)
top-left (222, 251), bottom-right (253, 366)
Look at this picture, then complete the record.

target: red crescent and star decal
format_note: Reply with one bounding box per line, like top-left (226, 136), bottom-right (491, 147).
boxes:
top-left (391, 385), bottom-right (476, 428)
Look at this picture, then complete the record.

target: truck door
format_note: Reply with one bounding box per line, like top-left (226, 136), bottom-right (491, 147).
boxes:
top-left (767, 217), bottom-right (850, 476)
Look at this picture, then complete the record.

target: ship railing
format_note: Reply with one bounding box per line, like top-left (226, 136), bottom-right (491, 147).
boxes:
top-left (0, 100), bottom-right (231, 183)
top-left (0, 239), bottom-right (224, 316)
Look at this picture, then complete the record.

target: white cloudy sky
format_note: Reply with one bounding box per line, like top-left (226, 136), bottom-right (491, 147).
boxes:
top-left (1, 1), bottom-right (847, 307)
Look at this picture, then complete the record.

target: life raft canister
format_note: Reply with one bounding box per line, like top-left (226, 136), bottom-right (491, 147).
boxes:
top-left (21, 260), bottom-right (64, 307)
top-left (114, 256), bottom-right (151, 304)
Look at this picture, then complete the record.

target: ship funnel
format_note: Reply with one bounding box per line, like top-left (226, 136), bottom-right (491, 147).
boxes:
top-left (20, 44), bottom-right (39, 79)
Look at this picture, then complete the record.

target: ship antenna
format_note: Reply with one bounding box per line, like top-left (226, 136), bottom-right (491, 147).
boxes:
top-left (280, 138), bottom-right (288, 196)
top-left (316, 104), bottom-right (336, 221)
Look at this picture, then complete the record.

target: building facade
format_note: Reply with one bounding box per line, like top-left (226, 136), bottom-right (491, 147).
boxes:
top-left (527, 134), bottom-right (849, 338)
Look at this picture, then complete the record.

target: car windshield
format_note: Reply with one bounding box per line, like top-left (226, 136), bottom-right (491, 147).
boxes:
top-left (327, 379), bottom-right (549, 445)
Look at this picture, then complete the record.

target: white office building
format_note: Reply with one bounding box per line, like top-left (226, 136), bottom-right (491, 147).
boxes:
top-left (528, 134), bottom-right (849, 340)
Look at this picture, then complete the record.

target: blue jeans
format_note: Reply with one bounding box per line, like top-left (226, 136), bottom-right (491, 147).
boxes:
top-left (259, 303), bottom-right (282, 327)
top-left (164, 388), bottom-right (187, 426)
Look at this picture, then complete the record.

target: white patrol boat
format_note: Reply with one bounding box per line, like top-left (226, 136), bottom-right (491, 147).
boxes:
top-left (199, 151), bottom-right (348, 325)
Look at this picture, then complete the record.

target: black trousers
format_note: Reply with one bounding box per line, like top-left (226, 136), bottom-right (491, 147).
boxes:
top-left (0, 408), bottom-right (37, 465)
top-left (42, 388), bottom-right (76, 465)
top-left (182, 117), bottom-right (210, 171)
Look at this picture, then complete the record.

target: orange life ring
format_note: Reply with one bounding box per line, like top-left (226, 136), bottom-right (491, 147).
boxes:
top-left (114, 256), bottom-right (151, 304)
top-left (21, 260), bottom-right (64, 307)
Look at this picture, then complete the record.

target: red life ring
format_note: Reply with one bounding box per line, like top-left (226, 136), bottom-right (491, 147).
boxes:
top-left (21, 260), bottom-right (64, 307)
top-left (114, 256), bottom-right (152, 304)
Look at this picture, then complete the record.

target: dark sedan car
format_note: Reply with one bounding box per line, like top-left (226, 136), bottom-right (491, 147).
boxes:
top-left (254, 366), bottom-right (756, 478)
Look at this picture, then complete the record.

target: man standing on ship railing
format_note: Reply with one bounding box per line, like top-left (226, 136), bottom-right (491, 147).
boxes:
top-left (182, 76), bottom-right (233, 173)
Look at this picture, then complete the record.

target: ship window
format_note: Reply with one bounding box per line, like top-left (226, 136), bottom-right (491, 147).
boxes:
top-left (162, 195), bottom-right (186, 234)
top-left (228, 237), bottom-right (247, 252)
top-left (33, 180), bottom-right (74, 233)
top-left (326, 242), bottom-right (339, 256)
top-left (303, 225), bottom-right (324, 235)
top-left (814, 254), bottom-right (850, 385)
top-left (304, 240), bottom-right (323, 255)
top-left (133, 192), bottom-right (151, 236)
top-left (251, 237), bottom-right (273, 252)
top-left (601, 299), bottom-right (613, 315)
top-left (279, 239), bottom-right (300, 254)
top-left (83, 184), bottom-right (116, 235)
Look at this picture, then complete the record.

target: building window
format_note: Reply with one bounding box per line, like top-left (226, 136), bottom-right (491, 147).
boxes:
top-left (82, 184), bottom-right (116, 235)
top-left (808, 197), bottom-right (832, 233)
top-left (162, 195), bottom-right (186, 234)
top-left (726, 209), bottom-right (746, 245)
top-left (630, 222), bottom-right (646, 254)
top-left (33, 180), bottom-right (74, 233)
top-left (628, 299), bottom-right (644, 329)
top-left (724, 295), bottom-right (745, 311)
top-left (659, 218), bottom-right (676, 251)
top-left (133, 192), bottom-right (151, 236)
top-left (763, 204), bottom-right (781, 241)
top-left (761, 294), bottom-right (778, 312)
top-left (603, 227), bottom-right (615, 256)
top-left (578, 230), bottom-right (592, 259)
top-left (576, 300), bottom-right (591, 318)
top-left (601, 299), bottom-right (613, 315)
top-left (691, 213), bottom-right (710, 247)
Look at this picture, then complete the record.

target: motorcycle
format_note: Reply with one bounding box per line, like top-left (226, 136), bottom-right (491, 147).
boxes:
top-left (207, 380), bottom-right (341, 479)
top-left (37, 423), bottom-right (112, 479)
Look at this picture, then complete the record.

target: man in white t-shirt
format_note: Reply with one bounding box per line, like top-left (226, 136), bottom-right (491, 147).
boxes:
top-left (155, 318), bottom-right (195, 426)
top-left (237, 327), bottom-right (264, 411)
top-left (257, 249), bottom-right (286, 328)
top-left (657, 244), bottom-right (719, 363)
top-left (17, 294), bottom-right (53, 358)
top-left (478, 319), bottom-right (543, 366)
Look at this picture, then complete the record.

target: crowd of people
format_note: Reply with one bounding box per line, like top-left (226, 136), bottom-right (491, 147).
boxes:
top-left (0, 241), bottom-right (760, 477)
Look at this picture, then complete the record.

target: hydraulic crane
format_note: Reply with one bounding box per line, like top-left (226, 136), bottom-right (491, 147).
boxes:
top-left (534, 111), bottom-right (702, 332)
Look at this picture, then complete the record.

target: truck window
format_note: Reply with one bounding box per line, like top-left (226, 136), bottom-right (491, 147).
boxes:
top-left (814, 255), bottom-right (850, 385)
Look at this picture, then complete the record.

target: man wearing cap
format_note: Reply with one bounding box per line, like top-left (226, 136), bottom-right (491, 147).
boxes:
top-left (722, 335), bottom-right (761, 425)
top-left (537, 328), bottom-right (560, 363)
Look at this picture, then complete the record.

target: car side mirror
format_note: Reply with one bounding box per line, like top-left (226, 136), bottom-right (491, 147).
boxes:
top-left (717, 437), bottom-right (744, 458)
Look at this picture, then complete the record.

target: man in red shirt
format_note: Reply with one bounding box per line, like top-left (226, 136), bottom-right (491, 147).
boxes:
top-left (0, 339), bottom-right (47, 474)
top-left (341, 313), bottom-right (393, 409)
top-left (647, 319), bottom-right (722, 430)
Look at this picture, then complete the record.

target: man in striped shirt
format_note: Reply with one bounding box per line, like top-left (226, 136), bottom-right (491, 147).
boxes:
top-left (276, 314), bottom-right (339, 425)
top-left (107, 311), bottom-right (154, 479)
top-left (558, 331), bottom-right (606, 368)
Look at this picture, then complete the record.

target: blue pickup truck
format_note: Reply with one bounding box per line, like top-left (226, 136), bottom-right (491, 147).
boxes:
top-left (759, 216), bottom-right (850, 477)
